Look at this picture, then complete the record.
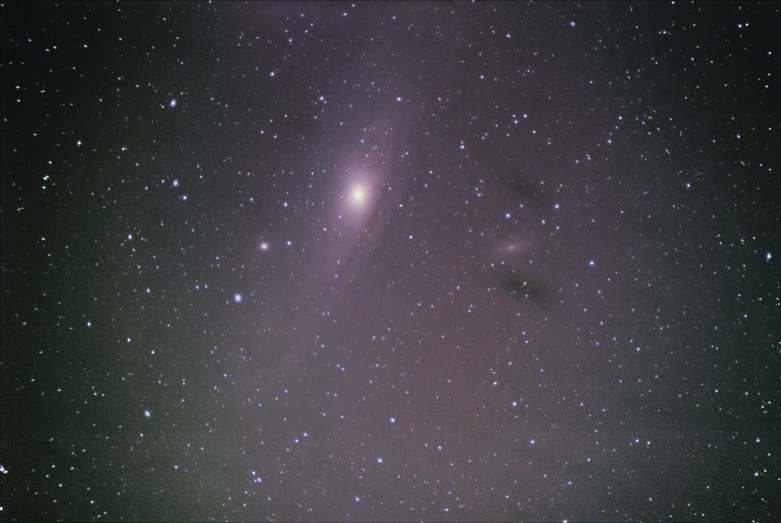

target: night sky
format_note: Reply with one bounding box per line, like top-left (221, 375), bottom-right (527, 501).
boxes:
top-left (1, 2), bottom-right (779, 522)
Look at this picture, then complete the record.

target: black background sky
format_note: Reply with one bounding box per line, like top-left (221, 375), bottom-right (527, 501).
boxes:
top-left (1, 1), bottom-right (779, 522)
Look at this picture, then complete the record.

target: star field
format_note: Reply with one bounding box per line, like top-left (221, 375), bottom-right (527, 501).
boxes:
top-left (1, 2), bottom-right (779, 522)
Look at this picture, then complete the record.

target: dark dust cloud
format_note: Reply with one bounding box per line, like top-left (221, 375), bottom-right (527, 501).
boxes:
top-left (1, 2), bottom-right (779, 522)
